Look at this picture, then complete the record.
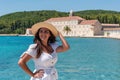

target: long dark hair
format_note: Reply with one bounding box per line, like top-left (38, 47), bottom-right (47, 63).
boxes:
top-left (33, 28), bottom-right (56, 58)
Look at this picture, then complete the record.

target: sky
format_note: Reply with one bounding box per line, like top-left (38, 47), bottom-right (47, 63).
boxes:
top-left (0, 0), bottom-right (120, 16)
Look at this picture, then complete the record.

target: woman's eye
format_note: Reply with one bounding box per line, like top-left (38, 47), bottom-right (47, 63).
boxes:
top-left (45, 31), bottom-right (50, 34)
top-left (40, 30), bottom-right (43, 33)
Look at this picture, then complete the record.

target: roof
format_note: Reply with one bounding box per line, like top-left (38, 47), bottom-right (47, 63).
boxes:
top-left (45, 16), bottom-right (85, 22)
top-left (26, 28), bottom-right (32, 30)
top-left (101, 24), bottom-right (119, 27)
top-left (104, 28), bottom-right (120, 31)
top-left (80, 20), bottom-right (98, 25)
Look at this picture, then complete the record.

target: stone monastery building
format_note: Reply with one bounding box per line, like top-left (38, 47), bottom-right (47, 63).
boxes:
top-left (26, 16), bottom-right (103, 37)
top-left (45, 16), bottom-right (103, 37)
top-left (26, 11), bottom-right (120, 37)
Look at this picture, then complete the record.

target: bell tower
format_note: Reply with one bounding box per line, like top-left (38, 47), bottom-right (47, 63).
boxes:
top-left (69, 10), bottom-right (73, 17)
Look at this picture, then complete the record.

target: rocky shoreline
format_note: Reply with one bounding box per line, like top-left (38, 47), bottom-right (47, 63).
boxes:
top-left (0, 34), bottom-right (19, 36)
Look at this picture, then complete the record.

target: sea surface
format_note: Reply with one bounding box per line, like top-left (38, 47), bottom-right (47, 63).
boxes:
top-left (0, 36), bottom-right (120, 80)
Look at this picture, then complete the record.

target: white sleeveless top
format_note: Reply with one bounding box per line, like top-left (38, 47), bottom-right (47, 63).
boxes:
top-left (21, 43), bottom-right (59, 80)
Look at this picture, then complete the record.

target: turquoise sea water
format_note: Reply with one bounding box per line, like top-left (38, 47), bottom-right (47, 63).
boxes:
top-left (0, 36), bottom-right (120, 80)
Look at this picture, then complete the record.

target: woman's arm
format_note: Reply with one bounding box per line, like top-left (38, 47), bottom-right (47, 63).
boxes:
top-left (18, 54), bottom-right (34, 77)
top-left (56, 32), bottom-right (70, 53)
top-left (18, 54), bottom-right (44, 78)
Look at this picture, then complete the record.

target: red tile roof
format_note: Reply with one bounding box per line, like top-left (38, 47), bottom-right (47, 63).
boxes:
top-left (27, 28), bottom-right (32, 30)
top-left (45, 16), bottom-right (85, 22)
top-left (101, 24), bottom-right (119, 27)
top-left (80, 20), bottom-right (98, 25)
top-left (104, 28), bottom-right (120, 31)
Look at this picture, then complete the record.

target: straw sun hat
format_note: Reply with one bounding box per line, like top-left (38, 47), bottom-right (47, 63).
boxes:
top-left (31, 22), bottom-right (58, 37)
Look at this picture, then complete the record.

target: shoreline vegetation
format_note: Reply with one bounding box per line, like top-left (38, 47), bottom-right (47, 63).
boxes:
top-left (0, 10), bottom-right (120, 34)
top-left (0, 10), bottom-right (120, 40)
top-left (0, 34), bottom-right (120, 40)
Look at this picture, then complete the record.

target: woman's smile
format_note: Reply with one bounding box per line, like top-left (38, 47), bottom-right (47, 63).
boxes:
top-left (40, 35), bottom-right (47, 40)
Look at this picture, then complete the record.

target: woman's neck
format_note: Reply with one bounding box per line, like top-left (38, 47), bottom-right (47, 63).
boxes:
top-left (41, 41), bottom-right (48, 46)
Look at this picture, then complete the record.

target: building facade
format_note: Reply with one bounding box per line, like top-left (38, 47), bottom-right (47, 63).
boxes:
top-left (25, 16), bottom-right (119, 38)
top-left (45, 16), bottom-right (103, 37)
top-left (104, 28), bottom-right (120, 38)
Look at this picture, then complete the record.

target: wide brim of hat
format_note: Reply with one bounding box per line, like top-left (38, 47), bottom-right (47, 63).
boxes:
top-left (31, 22), bottom-right (58, 37)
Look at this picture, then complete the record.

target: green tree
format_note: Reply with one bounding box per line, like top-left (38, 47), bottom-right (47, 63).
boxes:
top-left (63, 26), bottom-right (71, 35)
top-left (0, 10), bottom-right (120, 34)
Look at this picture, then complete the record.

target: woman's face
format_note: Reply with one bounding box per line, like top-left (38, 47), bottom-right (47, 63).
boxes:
top-left (39, 28), bottom-right (51, 41)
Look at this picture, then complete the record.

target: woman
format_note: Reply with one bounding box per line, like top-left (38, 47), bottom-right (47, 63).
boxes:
top-left (18, 22), bottom-right (70, 80)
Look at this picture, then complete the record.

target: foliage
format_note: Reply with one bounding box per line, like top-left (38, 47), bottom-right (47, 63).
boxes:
top-left (74, 10), bottom-right (120, 23)
top-left (63, 26), bottom-right (71, 35)
top-left (0, 10), bottom-right (120, 34)
top-left (0, 10), bottom-right (68, 34)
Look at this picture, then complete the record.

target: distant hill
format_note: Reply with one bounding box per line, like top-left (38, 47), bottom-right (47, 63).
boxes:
top-left (0, 10), bottom-right (120, 34)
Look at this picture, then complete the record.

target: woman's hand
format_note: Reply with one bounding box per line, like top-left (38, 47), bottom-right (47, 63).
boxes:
top-left (33, 69), bottom-right (44, 78)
